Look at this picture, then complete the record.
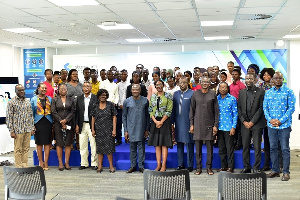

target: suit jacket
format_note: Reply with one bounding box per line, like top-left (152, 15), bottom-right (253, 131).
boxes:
top-left (238, 86), bottom-right (266, 129)
top-left (51, 95), bottom-right (76, 133)
top-left (75, 93), bottom-right (97, 133)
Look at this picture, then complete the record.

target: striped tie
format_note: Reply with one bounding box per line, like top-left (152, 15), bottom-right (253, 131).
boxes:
top-left (179, 92), bottom-right (183, 115)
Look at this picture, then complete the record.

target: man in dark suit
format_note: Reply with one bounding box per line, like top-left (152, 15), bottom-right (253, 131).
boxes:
top-left (75, 82), bottom-right (98, 170)
top-left (238, 73), bottom-right (266, 173)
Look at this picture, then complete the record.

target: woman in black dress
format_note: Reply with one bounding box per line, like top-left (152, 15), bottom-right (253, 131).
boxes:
top-left (51, 83), bottom-right (76, 171)
top-left (31, 83), bottom-right (53, 170)
top-left (91, 89), bottom-right (117, 173)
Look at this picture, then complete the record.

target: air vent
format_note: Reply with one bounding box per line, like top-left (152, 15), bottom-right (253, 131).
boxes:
top-left (164, 38), bottom-right (176, 42)
top-left (237, 14), bottom-right (273, 20)
top-left (58, 39), bottom-right (69, 41)
top-left (236, 36), bottom-right (256, 40)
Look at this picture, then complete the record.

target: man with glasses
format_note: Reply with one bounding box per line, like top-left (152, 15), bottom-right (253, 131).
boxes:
top-left (6, 84), bottom-right (35, 167)
top-left (263, 72), bottom-right (295, 181)
top-left (75, 82), bottom-right (98, 170)
top-left (190, 77), bottom-right (219, 175)
top-left (172, 78), bottom-right (194, 172)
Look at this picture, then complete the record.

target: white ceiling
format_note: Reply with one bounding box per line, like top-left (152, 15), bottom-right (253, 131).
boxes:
top-left (0, 0), bottom-right (299, 47)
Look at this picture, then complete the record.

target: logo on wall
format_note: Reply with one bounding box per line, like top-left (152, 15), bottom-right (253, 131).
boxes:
top-left (64, 63), bottom-right (72, 71)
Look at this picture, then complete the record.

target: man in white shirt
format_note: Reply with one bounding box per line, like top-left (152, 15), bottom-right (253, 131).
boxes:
top-left (100, 70), bottom-right (119, 105)
top-left (116, 69), bottom-right (128, 145)
top-left (75, 82), bottom-right (98, 170)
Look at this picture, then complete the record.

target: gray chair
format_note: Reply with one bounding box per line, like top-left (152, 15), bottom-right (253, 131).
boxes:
top-left (218, 171), bottom-right (267, 200)
top-left (143, 169), bottom-right (191, 200)
top-left (3, 166), bottom-right (59, 200)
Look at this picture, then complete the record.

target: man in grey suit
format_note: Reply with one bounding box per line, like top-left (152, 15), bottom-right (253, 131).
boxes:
top-left (238, 73), bottom-right (266, 173)
top-left (75, 82), bottom-right (98, 170)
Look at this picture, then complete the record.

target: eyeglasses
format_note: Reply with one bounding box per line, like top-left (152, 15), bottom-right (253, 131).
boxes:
top-left (155, 84), bottom-right (163, 86)
top-left (273, 77), bottom-right (283, 80)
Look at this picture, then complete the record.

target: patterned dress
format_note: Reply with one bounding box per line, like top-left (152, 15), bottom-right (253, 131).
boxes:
top-left (92, 101), bottom-right (117, 154)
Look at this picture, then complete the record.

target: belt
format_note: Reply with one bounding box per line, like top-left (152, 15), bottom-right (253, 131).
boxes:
top-left (83, 121), bottom-right (89, 123)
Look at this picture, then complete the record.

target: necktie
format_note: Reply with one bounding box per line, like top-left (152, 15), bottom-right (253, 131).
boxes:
top-left (179, 92), bottom-right (183, 115)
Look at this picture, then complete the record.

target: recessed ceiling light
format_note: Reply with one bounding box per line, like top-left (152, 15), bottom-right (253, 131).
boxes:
top-left (54, 40), bottom-right (80, 44)
top-left (201, 21), bottom-right (233, 26)
top-left (97, 23), bottom-right (134, 30)
top-left (3, 28), bottom-right (42, 33)
top-left (48, 0), bottom-right (99, 6)
top-left (204, 36), bottom-right (230, 40)
top-left (126, 39), bottom-right (153, 43)
top-left (282, 34), bottom-right (300, 39)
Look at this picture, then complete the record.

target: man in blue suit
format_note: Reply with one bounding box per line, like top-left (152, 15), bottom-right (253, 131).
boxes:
top-left (172, 77), bottom-right (194, 172)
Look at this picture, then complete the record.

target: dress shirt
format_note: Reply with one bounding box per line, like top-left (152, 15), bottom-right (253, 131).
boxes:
top-left (263, 85), bottom-right (296, 129)
top-left (90, 80), bottom-right (100, 95)
top-left (117, 80), bottom-right (128, 106)
top-left (6, 96), bottom-right (35, 134)
top-left (142, 79), bottom-right (151, 91)
top-left (100, 79), bottom-right (119, 105)
top-left (217, 93), bottom-right (238, 131)
top-left (229, 79), bottom-right (246, 100)
top-left (84, 94), bottom-right (91, 121)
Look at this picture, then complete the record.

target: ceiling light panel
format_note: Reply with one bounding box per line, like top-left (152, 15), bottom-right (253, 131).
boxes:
top-left (48, 0), bottom-right (99, 6)
top-left (201, 21), bottom-right (233, 26)
top-left (204, 36), bottom-right (230, 40)
top-left (3, 28), bottom-right (42, 33)
top-left (0, 0), bottom-right (54, 8)
top-left (283, 34), bottom-right (300, 39)
top-left (200, 15), bottom-right (235, 21)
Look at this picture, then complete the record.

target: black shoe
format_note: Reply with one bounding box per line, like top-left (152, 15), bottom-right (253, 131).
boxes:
top-left (187, 167), bottom-right (193, 172)
top-left (115, 140), bottom-right (122, 146)
top-left (79, 166), bottom-right (88, 170)
top-left (176, 166), bottom-right (185, 170)
top-left (217, 168), bottom-right (228, 172)
top-left (240, 168), bottom-right (251, 173)
top-left (126, 167), bottom-right (136, 173)
top-left (260, 166), bottom-right (271, 171)
top-left (91, 166), bottom-right (98, 170)
top-left (266, 172), bottom-right (280, 178)
top-left (252, 169), bottom-right (260, 173)
top-left (234, 145), bottom-right (242, 150)
top-left (139, 168), bottom-right (144, 173)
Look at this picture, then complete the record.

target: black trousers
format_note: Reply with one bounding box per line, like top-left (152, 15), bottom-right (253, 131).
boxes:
top-left (195, 140), bottom-right (213, 169)
top-left (116, 107), bottom-right (122, 142)
top-left (234, 119), bottom-right (242, 147)
top-left (217, 130), bottom-right (235, 169)
top-left (241, 125), bottom-right (262, 170)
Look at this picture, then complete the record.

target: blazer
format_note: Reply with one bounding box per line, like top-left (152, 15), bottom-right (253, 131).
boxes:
top-left (30, 95), bottom-right (53, 124)
top-left (238, 86), bottom-right (266, 129)
top-left (75, 93), bottom-right (97, 133)
top-left (51, 95), bottom-right (76, 129)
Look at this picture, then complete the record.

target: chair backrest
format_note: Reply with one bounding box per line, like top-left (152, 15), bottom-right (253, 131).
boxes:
top-left (3, 166), bottom-right (47, 200)
top-left (218, 171), bottom-right (267, 200)
top-left (143, 169), bottom-right (191, 200)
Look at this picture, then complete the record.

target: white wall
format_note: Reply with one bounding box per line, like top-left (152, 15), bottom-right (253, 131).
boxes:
top-left (0, 43), bottom-right (14, 77)
top-left (288, 41), bottom-right (300, 150)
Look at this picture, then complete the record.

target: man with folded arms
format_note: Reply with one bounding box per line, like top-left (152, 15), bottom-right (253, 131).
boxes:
top-left (263, 72), bottom-right (295, 181)
top-left (123, 84), bottom-right (149, 173)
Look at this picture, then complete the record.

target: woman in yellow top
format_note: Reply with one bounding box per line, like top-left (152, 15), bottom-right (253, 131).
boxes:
top-left (148, 79), bottom-right (173, 172)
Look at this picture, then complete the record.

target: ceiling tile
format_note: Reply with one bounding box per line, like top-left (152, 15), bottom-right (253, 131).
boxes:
top-left (238, 7), bottom-right (280, 14)
top-left (152, 2), bottom-right (192, 10)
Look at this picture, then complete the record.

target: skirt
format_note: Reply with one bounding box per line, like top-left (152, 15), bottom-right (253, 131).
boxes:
top-left (148, 117), bottom-right (173, 148)
top-left (34, 117), bottom-right (52, 145)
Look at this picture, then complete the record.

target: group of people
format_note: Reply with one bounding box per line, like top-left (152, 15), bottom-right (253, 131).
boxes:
top-left (6, 62), bottom-right (295, 181)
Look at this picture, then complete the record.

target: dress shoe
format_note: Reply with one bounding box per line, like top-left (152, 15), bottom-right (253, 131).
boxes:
top-left (187, 167), bottom-right (193, 172)
top-left (266, 172), bottom-right (280, 178)
top-left (91, 166), bottom-right (98, 170)
top-left (281, 173), bottom-right (290, 181)
top-left (194, 168), bottom-right (202, 175)
top-left (260, 166), bottom-right (271, 171)
top-left (79, 166), bottom-right (88, 170)
top-left (139, 168), bottom-right (144, 173)
top-left (227, 168), bottom-right (234, 173)
top-left (176, 166), bottom-right (185, 170)
top-left (207, 168), bottom-right (214, 175)
top-left (217, 168), bottom-right (227, 172)
top-left (240, 168), bottom-right (251, 173)
top-left (252, 169), bottom-right (260, 173)
top-left (126, 167), bottom-right (136, 173)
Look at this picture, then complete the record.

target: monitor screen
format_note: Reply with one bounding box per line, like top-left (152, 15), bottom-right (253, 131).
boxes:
top-left (0, 77), bottom-right (19, 124)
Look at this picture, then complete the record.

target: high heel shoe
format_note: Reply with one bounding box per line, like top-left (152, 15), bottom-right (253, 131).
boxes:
top-left (109, 168), bottom-right (115, 173)
top-left (64, 164), bottom-right (71, 170)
